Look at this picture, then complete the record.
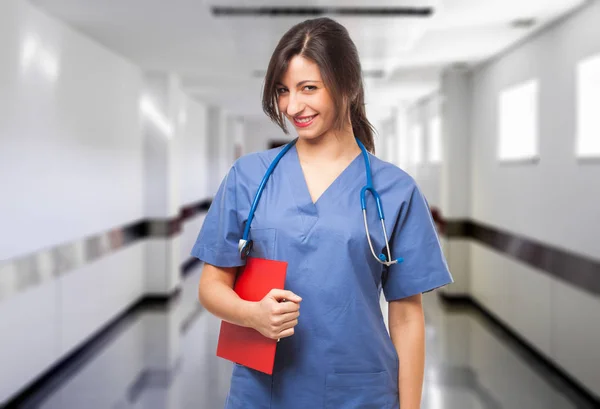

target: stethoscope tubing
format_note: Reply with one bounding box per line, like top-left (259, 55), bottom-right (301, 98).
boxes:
top-left (239, 137), bottom-right (403, 266)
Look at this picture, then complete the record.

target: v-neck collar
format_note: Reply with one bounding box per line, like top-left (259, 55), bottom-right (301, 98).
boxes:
top-left (287, 143), bottom-right (362, 207)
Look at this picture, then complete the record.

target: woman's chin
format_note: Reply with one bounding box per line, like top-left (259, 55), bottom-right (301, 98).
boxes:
top-left (297, 131), bottom-right (324, 142)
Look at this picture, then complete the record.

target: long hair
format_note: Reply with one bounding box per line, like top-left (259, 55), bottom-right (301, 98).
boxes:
top-left (262, 17), bottom-right (376, 153)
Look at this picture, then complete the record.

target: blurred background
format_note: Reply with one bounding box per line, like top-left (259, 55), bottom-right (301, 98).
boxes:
top-left (1, 0), bottom-right (599, 408)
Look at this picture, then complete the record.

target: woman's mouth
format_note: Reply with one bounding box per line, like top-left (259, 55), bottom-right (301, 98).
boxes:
top-left (293, 115), bottom-right (317, 128)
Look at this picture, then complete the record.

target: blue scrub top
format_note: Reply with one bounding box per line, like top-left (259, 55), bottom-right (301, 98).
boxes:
top-left (191, 144), bottom-right (453, 409)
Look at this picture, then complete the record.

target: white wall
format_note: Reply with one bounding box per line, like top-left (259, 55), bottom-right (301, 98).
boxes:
top-left (377, 116), bottom-right (396, 163)
top-left (0, 0), bottom-right (147, 403)
top-left (405, 97), bottom-right (443, 209)
top-left (441, 69), bottom-right (472, 221)
top-left (180, 103), bottom-right (240, 263)
top-left (218, 110), bottom-right (231, 183)
top-left (0, 0), bottom-right (144, 261)
top-left (178, 96), bottom-right (210, 266)
top-left (243, 117), bottom-right (288, 154)
top-left (205, 106), bottom-right (222, 194)
top-left (469, 1), bottom-right (600, 397)
top-left (179, 96), bottom-right (209, 206)
top-left (0, 0), bottom-right (243, 404)
top-left (471, 4), bottom-right (600, 260)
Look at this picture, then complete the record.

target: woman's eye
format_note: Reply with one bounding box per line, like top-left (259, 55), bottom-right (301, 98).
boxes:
top-left (303, 85), bottom-right (317, 91)
top-left (276, 88), bottom-right (288, 95)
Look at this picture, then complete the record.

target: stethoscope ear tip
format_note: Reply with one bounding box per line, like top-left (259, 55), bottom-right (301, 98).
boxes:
top-left (379, 254), bottom-right (404, 265)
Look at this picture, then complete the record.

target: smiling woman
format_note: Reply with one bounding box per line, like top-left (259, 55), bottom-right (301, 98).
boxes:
top-left (193, 16), bottom-right (452, 409)
top-left (262, 18), bottom-right (375, 153)
top-left (275, 61), bottom-right (332, 136)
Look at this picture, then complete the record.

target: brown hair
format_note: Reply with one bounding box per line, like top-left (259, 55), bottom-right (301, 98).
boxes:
top-left (262, 17), bottom-right (376, 153)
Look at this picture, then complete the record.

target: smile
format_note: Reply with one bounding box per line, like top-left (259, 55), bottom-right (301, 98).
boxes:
top-left (293, 115), bottom-right (317, 127)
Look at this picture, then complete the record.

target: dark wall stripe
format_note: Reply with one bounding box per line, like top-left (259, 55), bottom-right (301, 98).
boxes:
top-left (182, 257), bottom-right (202, 277)
top-left (147, 198), bottom-right (213, 238)
top-left (3, 199), bottom-right (597, 300)
top-left (0, 198), bottom-right (213, 304)
top-left (0, 202), bottom-right (216, 407)
top-left (438, 219), bottom-right (600, 297)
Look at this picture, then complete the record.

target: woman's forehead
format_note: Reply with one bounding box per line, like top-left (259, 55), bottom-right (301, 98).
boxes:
top-left (279, 56), bottom-right (322, 84)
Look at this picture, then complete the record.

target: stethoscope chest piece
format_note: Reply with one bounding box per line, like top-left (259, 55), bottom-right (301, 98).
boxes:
top-left (238, 239), bottom-right (254, 261)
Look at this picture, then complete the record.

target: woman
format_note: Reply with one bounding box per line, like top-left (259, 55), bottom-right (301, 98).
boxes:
top-left (192, 17), bottom-right (452, 409)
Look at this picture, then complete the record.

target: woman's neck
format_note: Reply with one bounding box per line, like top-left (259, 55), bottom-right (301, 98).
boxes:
top-left (295, 125), bottom-right (360, 165)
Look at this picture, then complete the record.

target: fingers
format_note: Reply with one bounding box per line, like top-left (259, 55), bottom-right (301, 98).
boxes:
top-left (279, 318), bottom-right (298, 332)
top-left (270, 289), bottom-right (302, 303)
top-left (268, 326), bottom-right (296, 340)
top-left (267, 313), bottom-right (299, 340)
top-left (262, 289), bottom-right (302, 340)
top-left (266, 321), bottom-right (298, 340)
top-left (276, 301), bottom-right (300, 314)
top-left (272, 310), bottom-right (300, 326)
top-left (277, 327), bottom-right (296, 339)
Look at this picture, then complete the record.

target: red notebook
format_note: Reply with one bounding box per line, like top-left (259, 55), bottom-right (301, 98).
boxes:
top-left (216, 257), bottom-right (288, 375)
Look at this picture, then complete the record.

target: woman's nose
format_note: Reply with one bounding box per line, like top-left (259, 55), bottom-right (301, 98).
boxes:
top-left (286, 92), bottom-right (305, 117)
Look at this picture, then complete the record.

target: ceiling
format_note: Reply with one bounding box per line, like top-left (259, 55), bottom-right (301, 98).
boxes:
top-left (30, 0), bottom-right (587, 120)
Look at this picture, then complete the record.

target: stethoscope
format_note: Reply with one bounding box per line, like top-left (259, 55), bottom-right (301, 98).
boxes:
top-left (238, 137), bottom-right (404, 267)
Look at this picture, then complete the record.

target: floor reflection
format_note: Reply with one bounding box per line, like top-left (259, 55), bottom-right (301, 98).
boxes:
top-left (17, 266), bottom-right (596, 409)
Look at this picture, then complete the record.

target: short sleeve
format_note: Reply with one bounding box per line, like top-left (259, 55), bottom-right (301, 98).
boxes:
top-left (382, 185), bottom-right (453, 302)
top-left (190, 165), bottom-right (246, 268)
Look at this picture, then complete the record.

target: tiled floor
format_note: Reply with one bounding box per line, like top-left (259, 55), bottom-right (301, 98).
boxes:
top-left (16, 265), bottom-right (597, 408)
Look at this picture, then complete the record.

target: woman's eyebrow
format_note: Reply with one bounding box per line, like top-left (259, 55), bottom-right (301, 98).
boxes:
top-left (296, 80), bottom-right (321, 86)
top-left (275, 80), bottom-right (322, 87)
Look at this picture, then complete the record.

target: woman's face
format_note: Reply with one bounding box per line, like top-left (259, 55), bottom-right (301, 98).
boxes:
top-left (276, 55), bottom-right (336, 141)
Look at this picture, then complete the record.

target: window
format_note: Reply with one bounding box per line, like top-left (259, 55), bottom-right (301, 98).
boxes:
top-left (429, 116), bottom-right (442, 164)
top-left (412, 124), bottom-right (423, 165)
top-left (498, 79), bottom-right (539, 162)
top-left (576, 54), bottom-right (600, 158)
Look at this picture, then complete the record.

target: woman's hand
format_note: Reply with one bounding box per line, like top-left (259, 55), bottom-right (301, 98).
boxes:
top-left (248, 289), bottom-right (301, 340)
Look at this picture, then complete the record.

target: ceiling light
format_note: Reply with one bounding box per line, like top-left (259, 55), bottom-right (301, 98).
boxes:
top-left (212, 6), bottom-right (433, 18)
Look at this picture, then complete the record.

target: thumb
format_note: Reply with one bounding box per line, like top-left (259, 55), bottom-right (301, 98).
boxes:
top-left (269, 289), bottom-right (302, 303)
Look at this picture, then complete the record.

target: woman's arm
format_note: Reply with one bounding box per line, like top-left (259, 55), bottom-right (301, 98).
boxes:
top-left (388, 293), bottom-right (425, 409)
top-left (198, 263), bottom-right (255, 327)
top-left (198, 263), bottom-right (302, 339)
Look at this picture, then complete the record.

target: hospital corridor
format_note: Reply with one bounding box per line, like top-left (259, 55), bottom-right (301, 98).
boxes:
top-left (1, 1), bottom-right (599, 408)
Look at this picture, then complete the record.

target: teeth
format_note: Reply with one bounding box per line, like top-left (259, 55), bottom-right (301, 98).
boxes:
top-left (295, 116), bottom-right (315, 124)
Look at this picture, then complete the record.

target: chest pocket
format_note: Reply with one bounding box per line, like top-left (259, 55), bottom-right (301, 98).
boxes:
top-left (248, 228), bottom-right (277, 260)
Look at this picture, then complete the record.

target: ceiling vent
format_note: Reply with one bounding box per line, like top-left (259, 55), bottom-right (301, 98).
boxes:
top-left (212, 6), bottom-right (433, 18)
top-left (252, 69), bottom-right (385, 79)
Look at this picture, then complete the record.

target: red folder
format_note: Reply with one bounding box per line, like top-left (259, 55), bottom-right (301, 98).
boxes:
top-left (216, 257), bottom-right (288, 375)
